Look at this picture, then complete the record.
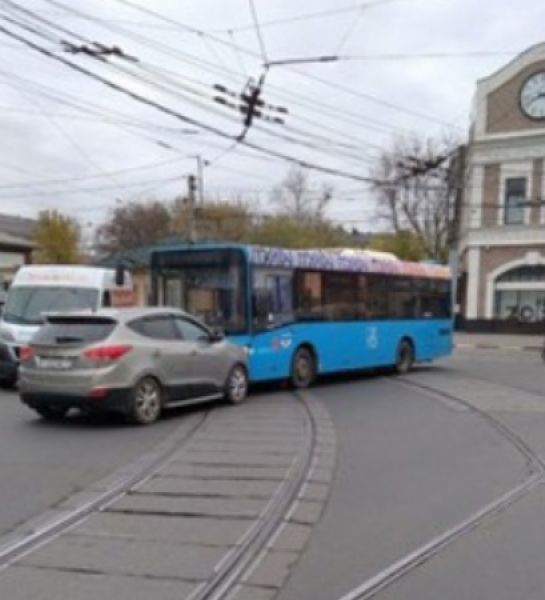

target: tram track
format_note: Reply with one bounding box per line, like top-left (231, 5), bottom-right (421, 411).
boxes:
top-left (329, 375), bottom-right (545, 600)
top-left (188, 391), bottom-right (318, 600)
top-left (399, 377), bottom-right (545, 475)
top-left (0, 391), bottom-right (327, 600)
top-left (0, 409), bottom-right (212, 571)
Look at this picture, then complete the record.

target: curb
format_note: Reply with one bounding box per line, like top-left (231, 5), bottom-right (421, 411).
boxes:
top-left (455, 343), bottom-right (542, 352)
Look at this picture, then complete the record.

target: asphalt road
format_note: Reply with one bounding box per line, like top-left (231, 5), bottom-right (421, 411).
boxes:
top-left (278, 349), bottom-right (545, 600)
top-left (3, 349), bottom-right (545, 600)
top-left (0, 389), bottom-right (185, 536)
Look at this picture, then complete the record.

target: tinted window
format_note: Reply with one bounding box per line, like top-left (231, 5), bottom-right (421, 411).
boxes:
top-left (129, 316), bottom-right (178, 340)
top-left (295, 271), bottom-right (323, 320)
top-left (367, 277), bottom-right (389, 318)
top-left (33, 317), bottom-right (116, 345)
top-left (323, 273), bottom-right (356, 320)
top-left (173, 318), bottom-right (210, 342)
top-left (252, 269), bottom-right (294, 331)
top-left (356, 276), bottom-right (370, 319)
top-left (388, 278), bottom-right (418, 319)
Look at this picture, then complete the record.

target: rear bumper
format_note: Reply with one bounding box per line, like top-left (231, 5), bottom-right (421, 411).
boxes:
top-left (20, 388), bottom-right (132, 414)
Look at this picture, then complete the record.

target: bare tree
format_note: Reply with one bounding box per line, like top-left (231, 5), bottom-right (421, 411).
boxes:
top-left (371, 134), bottom-right (460, 262)
top-left (96, 200), bottom-right (171, 255)
top-left (271, 166), bottom-right (333, 221)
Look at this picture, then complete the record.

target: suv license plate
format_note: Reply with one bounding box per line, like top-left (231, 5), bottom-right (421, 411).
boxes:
top-left (36, 357), bottom-right (73, 370)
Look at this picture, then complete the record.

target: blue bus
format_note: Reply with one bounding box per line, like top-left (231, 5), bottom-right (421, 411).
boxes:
top-left (150, 243), bottom-right (453, 387)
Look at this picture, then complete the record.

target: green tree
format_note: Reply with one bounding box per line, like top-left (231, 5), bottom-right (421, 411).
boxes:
top-left (367, 230), bottom-right (426, 261)
top-left (33, 209), bottom-right (81, 264)
top-left (251, 214), bottom-right (351, 249)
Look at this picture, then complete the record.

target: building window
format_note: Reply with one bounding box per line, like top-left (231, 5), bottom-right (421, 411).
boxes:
top-left (494, 264), bottom-right (545, 322)
top-left (504, 177), bottom-right (526, 225)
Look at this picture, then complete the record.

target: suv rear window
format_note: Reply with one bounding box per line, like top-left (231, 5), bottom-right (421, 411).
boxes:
top-left (32, 317), bottom-right (117, 345)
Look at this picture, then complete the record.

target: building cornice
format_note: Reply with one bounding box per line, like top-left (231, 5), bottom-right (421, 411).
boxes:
top-left (458, 226), bottom-right (545, 252)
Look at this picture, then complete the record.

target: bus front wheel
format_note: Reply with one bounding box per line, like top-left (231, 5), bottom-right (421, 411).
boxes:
top-left (395, 339), bottom-right (414, 374)
top-left (290, 346), bottom-right (316, 389)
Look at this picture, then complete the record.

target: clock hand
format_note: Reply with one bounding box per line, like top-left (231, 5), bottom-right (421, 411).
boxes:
top-left (530, 93), bottom-right (545, 105)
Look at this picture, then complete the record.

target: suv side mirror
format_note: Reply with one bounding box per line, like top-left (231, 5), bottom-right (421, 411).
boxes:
top-left (115, 263), bottom-right (126, 286)
top-left (210, 329), bottom-right (224, 343)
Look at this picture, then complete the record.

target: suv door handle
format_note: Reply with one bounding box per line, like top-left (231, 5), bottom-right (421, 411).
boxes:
top-left (152, 349), bottom-right (161, 358)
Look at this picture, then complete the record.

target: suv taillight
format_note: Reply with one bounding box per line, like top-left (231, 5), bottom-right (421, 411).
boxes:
top-left (19, 346), bottom-right (33, 361)
top-left (84, 345), bottom-right (132, 361)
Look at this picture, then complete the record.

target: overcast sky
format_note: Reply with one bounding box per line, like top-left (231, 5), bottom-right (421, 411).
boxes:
top-left (0, 0), bottom-right (543, 234)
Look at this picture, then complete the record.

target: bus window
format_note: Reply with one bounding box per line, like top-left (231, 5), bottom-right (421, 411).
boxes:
top-left (389, 278), bottom-right (418, 319)
top-left (295, 271), bottom-right (323, 321)
top-left (323, 273), bottom-right (356, 320)
top-left (356, 276), bottom-right (370, 319)
top-left (252, 270), bottom-right (293, 330)
top-left (367, 276), bottom-right (389, 319)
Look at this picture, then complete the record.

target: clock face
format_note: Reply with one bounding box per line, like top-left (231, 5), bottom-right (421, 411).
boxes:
top-left (520, 71), bottom-right (545, 119)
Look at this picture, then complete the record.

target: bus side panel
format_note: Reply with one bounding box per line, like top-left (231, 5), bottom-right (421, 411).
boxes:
top-left (229, 319), bottom-right (453, 383)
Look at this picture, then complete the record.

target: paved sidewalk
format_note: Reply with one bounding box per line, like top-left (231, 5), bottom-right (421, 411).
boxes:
top-left (455, 332), bottom-right (543, 352)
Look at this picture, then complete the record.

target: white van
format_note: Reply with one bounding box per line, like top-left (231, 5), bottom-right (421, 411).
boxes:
top-left (0, 265), bottom-right (134, 387)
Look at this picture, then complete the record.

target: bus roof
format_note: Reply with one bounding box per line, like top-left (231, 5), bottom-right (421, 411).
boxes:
top-left (151, 243), bottom-right (450, 280)
top-left (249, 246), bottom-right (451, 280)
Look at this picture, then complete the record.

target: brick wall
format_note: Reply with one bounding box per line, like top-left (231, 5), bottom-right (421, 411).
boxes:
top-left (486, 60), bottom-right (545, 134)
top-left (481, 164), bottom-right (500, 226)
top-left (531, 158), bottom-right (544, 224)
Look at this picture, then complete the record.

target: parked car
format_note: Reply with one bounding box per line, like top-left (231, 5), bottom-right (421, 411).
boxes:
top-left (18, 307), bottom-right (249, 425)
top-left (0, 264), bottom-right (135, 388)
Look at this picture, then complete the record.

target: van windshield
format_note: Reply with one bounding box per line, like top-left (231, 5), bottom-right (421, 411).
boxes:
top-left (3, 286), bottom-right (99, 325)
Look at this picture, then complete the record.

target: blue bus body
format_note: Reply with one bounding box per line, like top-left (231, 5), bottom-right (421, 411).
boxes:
top-left (229, 320), bottom-right (452, 383)
top-left (151, 243), bottom-right (453, 383)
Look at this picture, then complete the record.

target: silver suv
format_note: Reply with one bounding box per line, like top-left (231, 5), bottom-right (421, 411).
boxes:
top-left (19, 307), bottom-right (249, 424)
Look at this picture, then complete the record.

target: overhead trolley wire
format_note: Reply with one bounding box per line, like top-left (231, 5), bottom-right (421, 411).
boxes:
top-left (0, 24), bottom-right (379, 184)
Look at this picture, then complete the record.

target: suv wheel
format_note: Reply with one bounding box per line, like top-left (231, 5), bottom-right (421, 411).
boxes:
top-left (129, 377), bottom-right (162, 425)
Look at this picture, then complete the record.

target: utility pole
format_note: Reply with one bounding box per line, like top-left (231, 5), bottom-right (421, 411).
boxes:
top-left (196, 155), bottom-right (205, 205)
top-left (187, 174), bottom-right (197, 243)
top-left (448, 144), bottom-right (467, 326)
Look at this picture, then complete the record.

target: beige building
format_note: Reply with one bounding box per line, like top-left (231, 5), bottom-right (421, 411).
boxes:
top-left (458, 43), bottom-right (545, 329)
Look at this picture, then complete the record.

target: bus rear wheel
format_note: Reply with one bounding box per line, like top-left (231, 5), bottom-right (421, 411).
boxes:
top-left (290, 347), bottom-right (316, 389)
top-left (395, 339), bottom-right (414, 374)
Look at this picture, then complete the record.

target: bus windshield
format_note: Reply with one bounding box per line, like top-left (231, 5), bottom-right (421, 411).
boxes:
top-left (153, 249), bottom-right (247, 335)
top-left (3, 286), bottom-right (99, 325)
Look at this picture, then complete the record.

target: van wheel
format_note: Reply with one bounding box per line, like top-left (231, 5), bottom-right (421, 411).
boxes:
top-left (35, 406), bottom-right (68, 421)
top-left (291, 347), bottom-right (316, 389)
top-left (129, 377), bottom-right (162, 425)
top-left (395, 340), bottom-right (414, 374)
top-left (225, 364), bottom-right (249, 404)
